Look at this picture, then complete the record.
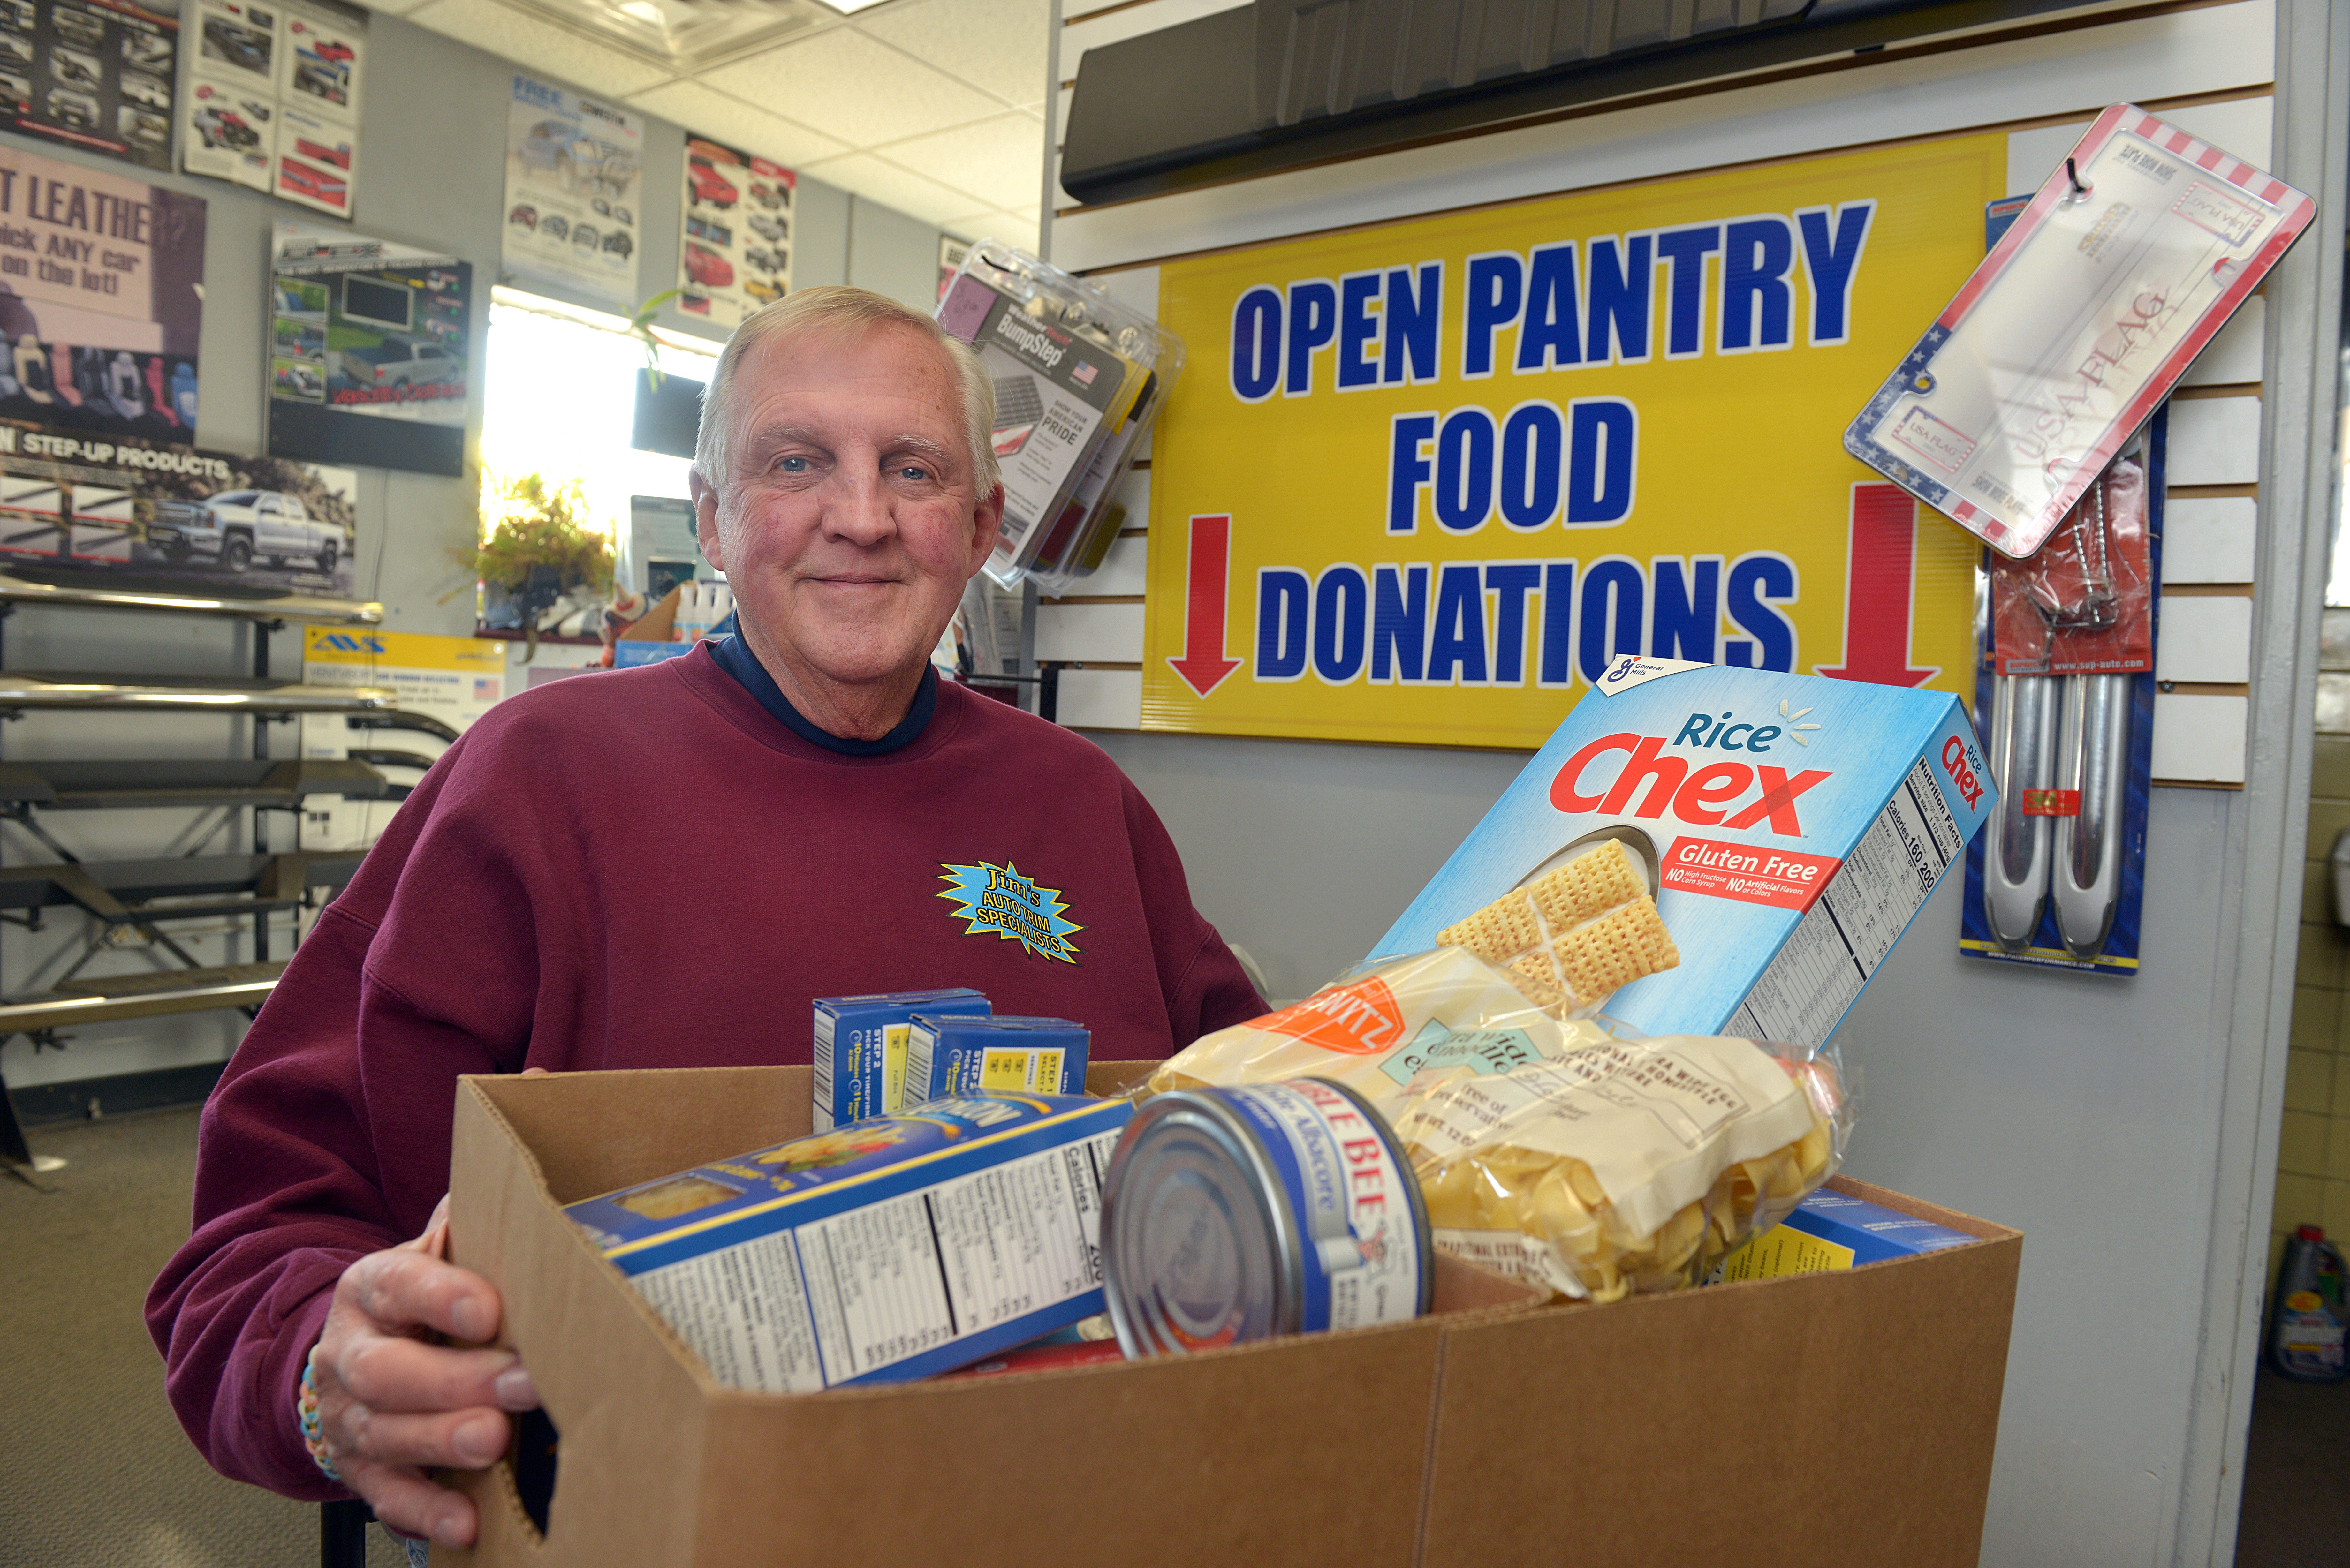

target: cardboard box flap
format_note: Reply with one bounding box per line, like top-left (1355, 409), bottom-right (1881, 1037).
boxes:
top-left (696, 1318), bottom-right (1451, 1564)
top-left (449, 1076), bottom-right (716, 1566)
top-left (1419, 1187), bottom-right (2022, 1568)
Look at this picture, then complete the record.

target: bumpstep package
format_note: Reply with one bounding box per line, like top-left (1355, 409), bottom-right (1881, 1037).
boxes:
top-left (565, 1093), bottom-right (1130, 1391)
top-left (1375, 658), bottom-right (1997, 1044)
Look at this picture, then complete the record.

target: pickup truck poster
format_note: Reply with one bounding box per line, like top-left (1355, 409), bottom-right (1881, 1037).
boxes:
top-left (677, 133), bottom-right (791, 328)
top-left (183, 0), bottom-right (364, 217)
top-left (0, 0), bottom-right (178, 173)
top-left (0, 142), bottom-right (205, 441)
top-left (0, 415), bottom-right (358, 597)
top-left (267, 222), bottom-right (469, 476)
top-left (502, 73), bottom-right (640, 307)
top-left (1141, 133), bottom-right (2006, 749)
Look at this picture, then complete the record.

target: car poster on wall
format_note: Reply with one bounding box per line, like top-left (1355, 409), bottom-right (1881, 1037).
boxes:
top-left (183, 0), bottom-right (363, 217)
top-left (676, 133), bottom-right (790, 327)
top-left (503, 73), bottom-right (640, 306)
top-left (0, 143), bottom-right (205, 441)
top-left (0, 415), bottom-right (358, 598)
top-left (267, 222), bottom-right (469, 476)
top-left (0, 0), bottom-right (179, 172)
top-left (937, 235), bottom-right (967, 305)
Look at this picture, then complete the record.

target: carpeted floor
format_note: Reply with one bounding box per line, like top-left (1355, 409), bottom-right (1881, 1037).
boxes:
top-left (1, 1106), bottom-right (403, 1568)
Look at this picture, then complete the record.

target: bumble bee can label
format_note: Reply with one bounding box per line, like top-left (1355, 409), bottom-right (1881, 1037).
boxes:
top-left (1100, 1079), bottom-right (1431, 1358)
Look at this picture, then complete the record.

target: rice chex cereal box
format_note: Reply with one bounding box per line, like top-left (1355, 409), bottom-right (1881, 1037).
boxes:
top-left (1374, 658), bottom-right (1994, 1046)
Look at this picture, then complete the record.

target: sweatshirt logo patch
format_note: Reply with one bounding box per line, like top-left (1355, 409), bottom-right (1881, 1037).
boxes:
top-left (938, 861), bottom-right (1083, 964)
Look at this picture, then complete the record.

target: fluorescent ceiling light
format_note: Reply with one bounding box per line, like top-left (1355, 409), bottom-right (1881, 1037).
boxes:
top-left (498, 0), bottom-right (848, 72)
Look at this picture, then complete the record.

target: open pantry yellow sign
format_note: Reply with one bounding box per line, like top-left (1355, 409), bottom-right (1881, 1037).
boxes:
top-left (1142, 134), bottom-right (2006, 748)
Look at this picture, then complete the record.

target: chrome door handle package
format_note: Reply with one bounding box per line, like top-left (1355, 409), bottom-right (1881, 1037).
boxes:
top-left (1961, 438), bottom-right (2157, 975)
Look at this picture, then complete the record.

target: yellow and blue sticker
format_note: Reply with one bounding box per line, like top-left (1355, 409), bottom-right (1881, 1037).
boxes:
top-left (938, 860), bottom-right (1083, 963)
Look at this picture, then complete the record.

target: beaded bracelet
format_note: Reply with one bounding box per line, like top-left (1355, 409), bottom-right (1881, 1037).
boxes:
top-left (298, 1342), bottom-right (340, 1482)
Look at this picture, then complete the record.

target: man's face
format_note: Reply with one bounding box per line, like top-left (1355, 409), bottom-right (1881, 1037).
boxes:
top-left (693, 323), bottom-right (1003, 708)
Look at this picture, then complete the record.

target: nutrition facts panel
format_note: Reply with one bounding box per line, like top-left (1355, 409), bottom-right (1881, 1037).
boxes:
top-left (1735, 758), bottom-right (1965, 1045)
top-left (633, 1228), bottom-right (828, 1394)
top-left (797, 1129), bottom-right (1120, 1384)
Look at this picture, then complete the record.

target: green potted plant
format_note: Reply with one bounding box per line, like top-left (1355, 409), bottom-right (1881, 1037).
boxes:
top-left (464, 472), bottom-right (615, 658)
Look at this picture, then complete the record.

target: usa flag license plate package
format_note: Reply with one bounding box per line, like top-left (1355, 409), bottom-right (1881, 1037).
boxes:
top-left (1374, 658), bottom-right (1996, 1046)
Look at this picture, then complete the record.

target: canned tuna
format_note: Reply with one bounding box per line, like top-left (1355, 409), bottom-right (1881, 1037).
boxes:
top-left (1100, 1079), bottom-right (1432, 1357)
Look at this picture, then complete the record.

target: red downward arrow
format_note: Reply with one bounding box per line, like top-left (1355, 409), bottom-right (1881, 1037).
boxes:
top-left (1168, 512), bottom-right (1244, 698)
top-left (1815, 482), bottom-right (1939, 688)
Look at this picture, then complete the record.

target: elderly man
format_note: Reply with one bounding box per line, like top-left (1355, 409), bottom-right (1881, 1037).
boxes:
top-left (147, 287), bottom-right (1266, 1552)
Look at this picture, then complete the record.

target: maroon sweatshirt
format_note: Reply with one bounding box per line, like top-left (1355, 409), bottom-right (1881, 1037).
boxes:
top-left (146, 643), bottom-right (1265, 1497)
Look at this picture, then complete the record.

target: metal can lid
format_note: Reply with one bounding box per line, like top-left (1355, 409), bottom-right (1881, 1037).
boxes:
top-left (1100, 1091), bottom-right (1305, 1359)
top-left (1101, 1079), bottom-right (1434, 1359)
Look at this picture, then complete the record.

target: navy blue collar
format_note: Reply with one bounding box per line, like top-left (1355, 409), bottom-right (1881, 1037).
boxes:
top-left (707, 633), bottom-right (937, 756)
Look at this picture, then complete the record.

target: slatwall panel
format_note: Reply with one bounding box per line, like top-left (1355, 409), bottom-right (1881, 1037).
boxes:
top-left (1038, 262), bottom-right (1158, 728)
top-left (1047, 3), bottom-right (2276, 781)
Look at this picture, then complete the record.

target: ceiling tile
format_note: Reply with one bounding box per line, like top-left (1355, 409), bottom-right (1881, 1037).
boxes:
top-left (937, 209), bottom-right (1036, 253)
top-left (977, 211), bottom-right (1040, 253)
top-left (797, 151), bottom-right (977, 228)
top-left (874, 113), bottom-right (1042, 212)
top-left (407, 0), bottom-right (673, 98)
top-left (702, 27), bottom-right (1002, 148)
top-left (853, 0), bottom-right (1051, 109)
top-left (626, 81), bottom-right (847, 166)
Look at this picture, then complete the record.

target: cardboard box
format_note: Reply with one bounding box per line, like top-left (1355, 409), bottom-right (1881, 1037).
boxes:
top-left (1374, 658), bottom-right (1997, 1046)
top-left (445, 1064), bottom-right (2020, 1568)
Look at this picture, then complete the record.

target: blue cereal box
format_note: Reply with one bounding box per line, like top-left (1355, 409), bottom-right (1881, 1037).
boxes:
top-left (812, 989), bottom-right (990, 1130)
top-left (1374, 658), bottom-right (1995, 1045)
top-left (566, 1093), bottom-right (1131, 1391)
top-left (905, 1014), bottom-right (1090, 1104)
top-left (1719, 1188), bottom-right (1979, 1279)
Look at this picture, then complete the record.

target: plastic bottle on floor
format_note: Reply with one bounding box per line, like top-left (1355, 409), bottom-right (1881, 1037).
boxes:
top-left (2268, 1225), bottom-right (2348, 1383)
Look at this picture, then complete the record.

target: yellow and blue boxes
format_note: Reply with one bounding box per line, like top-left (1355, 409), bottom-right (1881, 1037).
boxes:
top-left (1719, 1188), bottom-right (1976, 1280)
top-left (904, 1014), bottom-right (1090, 1103)
top-left (566, 1092), bottom-right (1133, 1390)
top-left (812, 989), bottom-right (990, 1130)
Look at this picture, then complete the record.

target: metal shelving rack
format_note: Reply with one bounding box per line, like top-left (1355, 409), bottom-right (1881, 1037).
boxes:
top-left (0, 571), bottom-right (393, 1185)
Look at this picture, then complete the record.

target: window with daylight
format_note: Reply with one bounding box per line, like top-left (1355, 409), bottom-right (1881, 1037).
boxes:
top-left (478, 287), bottom-right (720, 549)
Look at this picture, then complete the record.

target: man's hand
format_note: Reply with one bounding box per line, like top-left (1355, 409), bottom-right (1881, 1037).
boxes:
top-left (310, 1195), bottom-right (539, 1549)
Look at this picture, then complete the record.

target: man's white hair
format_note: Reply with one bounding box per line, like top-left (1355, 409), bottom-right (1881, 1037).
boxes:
top-left (693, 285), bottom-right (1000, 497)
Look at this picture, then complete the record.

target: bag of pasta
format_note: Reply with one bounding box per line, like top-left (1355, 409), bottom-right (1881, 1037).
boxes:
top-left (1142, 946), bottom-right (1613, 1114)
top-left (1389, 1033), bottom-right (1852, 1302)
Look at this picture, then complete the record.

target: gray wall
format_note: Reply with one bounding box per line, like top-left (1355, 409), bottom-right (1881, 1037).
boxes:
top-left (0, 11), bottom-right (946, 1094)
